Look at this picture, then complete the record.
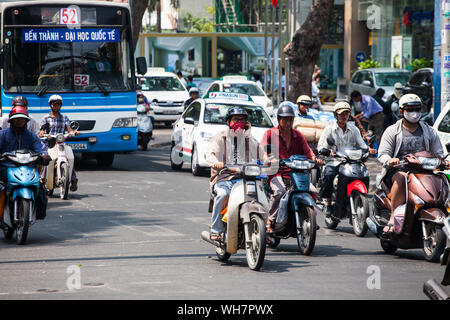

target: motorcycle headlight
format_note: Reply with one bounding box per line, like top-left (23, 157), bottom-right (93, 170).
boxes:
top-left (113, 117), bottom-right (138, 128)
top-left (418, 157), bottom-right (440, 170)
top-left (289, 160), bottom-right (315, 170)
top-left (56, 134), bottom-right (65, 143)
top-left (244, 166), bottom-right (261, 176)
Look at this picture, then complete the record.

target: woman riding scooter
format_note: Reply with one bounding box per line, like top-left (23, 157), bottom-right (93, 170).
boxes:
top-left (377, 94), bottom-right (446, 236)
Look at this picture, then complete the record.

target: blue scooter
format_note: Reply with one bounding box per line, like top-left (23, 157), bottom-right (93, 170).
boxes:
top-left (0, 150), bottom-right (43, 245)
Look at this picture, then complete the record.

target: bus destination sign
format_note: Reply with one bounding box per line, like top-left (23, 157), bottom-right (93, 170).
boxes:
top-left (22, 28), bottom-right (120, 43)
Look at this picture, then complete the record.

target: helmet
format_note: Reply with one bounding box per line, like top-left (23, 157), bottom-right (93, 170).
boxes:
top-left (277, 104), bottom-right (296, 118)
top-left (12, 96), bottom-right (28, 108)
top-left (334, 101), bottom-right (351, 114)
top-left (278, 101), bottom-right (297, 112)
top-left (189, 87), bottom-right (199, 94)
top-left (393, 82), bottom-right (403, 99)
top-left (296, 95), bottom-right (312, 106)
top-left (226, 107), bottom-right (248, 123)
top-left (48, 94), bottom-right (63, 106)
top-left (9, 105), bottom-right (30, 123)
top-left (399, 93), bottom-right (422, 109)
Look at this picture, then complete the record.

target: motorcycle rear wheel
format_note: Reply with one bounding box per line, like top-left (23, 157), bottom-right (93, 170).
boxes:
top-left (15, 198), bottom-right (31, 245)
top-left (296, 207), bottom-right (316, 255)
top-left (3, 225), bottom-right (14, 239)
top-left (245, 215), bottom-right (266, 271)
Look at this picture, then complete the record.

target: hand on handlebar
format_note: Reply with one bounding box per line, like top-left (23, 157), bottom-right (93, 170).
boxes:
top-left (369, 148), bottom-right (377, 155)
top-left (213, 162), bottom-right (224, 170)
top-left (388, 158), bottom-right (400, 167)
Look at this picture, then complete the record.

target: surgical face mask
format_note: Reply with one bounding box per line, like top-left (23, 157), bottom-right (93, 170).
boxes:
top-left (403, 111), bottom-right (421, 123)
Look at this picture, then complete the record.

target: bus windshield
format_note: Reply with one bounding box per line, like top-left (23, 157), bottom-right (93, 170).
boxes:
top-left (4, 28), bottom-right (133, 93)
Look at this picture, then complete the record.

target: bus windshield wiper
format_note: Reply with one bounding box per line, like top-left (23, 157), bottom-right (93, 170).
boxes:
top-left (80, 64), bottom-right (109, 96)
top-left (37, 86), bottom-right (48, 96)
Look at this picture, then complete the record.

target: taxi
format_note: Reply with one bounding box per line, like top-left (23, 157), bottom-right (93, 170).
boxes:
top-left (203, 76), bottom-right (274, 116)
top-left (170, 92), bottom-right (274, 175)
top-left (433, 101), bottom-right (450, 154)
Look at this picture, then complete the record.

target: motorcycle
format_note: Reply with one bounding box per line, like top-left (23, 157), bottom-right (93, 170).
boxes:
top-left (41, 121), bottom-right (79, 200)
top-left (266, 155), bottom-right (318, 255)
top-left (318, 137), bottom-right (371, 237)
top-left (137, 93), bottom-right (153, 151)
top-left (201, 163), bottom-right (269, 271)
top-left (423, 216), bottom-right (450, 299)
top-left (0, 150), bottom-right (44, 245)
top-left (367, 151), bottom-right (449, 262)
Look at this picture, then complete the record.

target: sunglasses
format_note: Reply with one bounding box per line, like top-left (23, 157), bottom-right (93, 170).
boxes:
top-left (403, 107), bottom-right (421, 112)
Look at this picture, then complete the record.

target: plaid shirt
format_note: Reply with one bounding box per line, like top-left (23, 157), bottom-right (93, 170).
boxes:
top-left (41, 113), bottom-right (70, 135)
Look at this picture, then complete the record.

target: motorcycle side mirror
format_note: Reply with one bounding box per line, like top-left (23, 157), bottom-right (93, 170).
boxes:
top-left (319, 148), bottom-right (331, 157)
top-left (326, 136), bottom-right (335, 147)
top-left (184, 117), bottom-right (195, 125)
top-left (446, 142), bottom-right (450, 153)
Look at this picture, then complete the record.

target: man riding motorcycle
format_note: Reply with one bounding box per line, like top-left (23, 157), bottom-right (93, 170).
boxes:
top-left (206, 107), bottom-right (264, 242)
top-left (261, 105), bottom-right (319, 233)
top-left (377, 93), bottom-right (445, 234)
top-left (39, 95), bottom-right (80, 191)
top-left (318, 101), bottom-right (377, 217)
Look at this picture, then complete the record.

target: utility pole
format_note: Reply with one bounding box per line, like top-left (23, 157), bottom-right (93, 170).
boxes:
top-left (442, 0), bottom-right (450, 114)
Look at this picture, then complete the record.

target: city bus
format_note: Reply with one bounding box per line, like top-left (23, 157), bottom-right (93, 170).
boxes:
top-left (0, 0), bottom-right (140, 166)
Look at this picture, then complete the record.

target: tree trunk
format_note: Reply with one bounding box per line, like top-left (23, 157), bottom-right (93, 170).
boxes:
top-left (131, 0), bottom-right (149, 52)
top-left (156, 1), bottom-right (162, 33)
top-left (284, 0), bottom-right (334, 102)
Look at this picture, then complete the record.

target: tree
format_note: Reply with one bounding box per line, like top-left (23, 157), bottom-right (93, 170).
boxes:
top-left (284, 0), bottom-right (334, 101)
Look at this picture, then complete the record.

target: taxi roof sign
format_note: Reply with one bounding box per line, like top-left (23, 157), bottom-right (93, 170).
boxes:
top-left (147, 67), bottom-right (165, 73)
top-left (207, 91), bottom-right (253, 102)
top-left (222, 75), bottom-right (248, 82)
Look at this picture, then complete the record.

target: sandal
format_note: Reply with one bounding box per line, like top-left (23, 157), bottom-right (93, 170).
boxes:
top-left (266, 219), bottom-right (274, 233)
top-left (210, 233), bottom-right (222, 242)
top-left (381, 223), bottom-right (394, 239)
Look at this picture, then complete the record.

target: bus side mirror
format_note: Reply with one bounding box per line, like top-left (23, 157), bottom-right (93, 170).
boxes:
top-left (136, 57), bottom-right (147, 75)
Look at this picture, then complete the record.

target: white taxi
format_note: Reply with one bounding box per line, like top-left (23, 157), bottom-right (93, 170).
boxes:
top-left (434, 101), bottom-right (450, 154)
top-left (170, 92), bottom-right (274, 175)
top-left (203, 76), bottom-right (274, 116)
top-left (138, 68), bottom-right (190, 125)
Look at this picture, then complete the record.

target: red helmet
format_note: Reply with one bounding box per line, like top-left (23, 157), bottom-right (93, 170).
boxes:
top-left (9, 105), bottom-right (30, 123)
top-left (12, 96), bottom-right (28, 108)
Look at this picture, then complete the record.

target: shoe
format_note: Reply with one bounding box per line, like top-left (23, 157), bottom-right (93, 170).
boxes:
top-left (70, 179), bottom-right (78, 192)
top-left (325, 205), bottom-right (333, 218)
top-left (266, 218), bottom-right (274, 233)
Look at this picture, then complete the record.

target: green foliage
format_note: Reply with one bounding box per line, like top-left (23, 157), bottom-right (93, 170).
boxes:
top-left (181, 11), bottom-right (214, 33)
top-left (358, 59), bottom-right (380, 70)
top-left (408, 58), bottom-right (433, 72)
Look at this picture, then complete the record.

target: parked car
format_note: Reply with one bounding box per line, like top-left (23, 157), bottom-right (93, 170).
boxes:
top-left (402, 68), bottom-right (433, 111)
top-left (170, 91), bottom-right (274, 175)
top-left (203, 76), bottom-right (274, 116)
top-left (138, 68), bottom-right (190, 126)
top-left (348, 68), bottom-right (411, 100)
top-left (433, 101), bottom-right (450, 153)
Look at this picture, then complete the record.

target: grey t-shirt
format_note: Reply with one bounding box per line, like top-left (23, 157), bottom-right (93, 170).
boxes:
top-left (398, 126), bottom-right (425, 159)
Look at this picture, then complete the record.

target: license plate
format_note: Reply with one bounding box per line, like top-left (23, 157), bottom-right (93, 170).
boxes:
top-left (70, 143), bottom-right (87, 150)
top-left (163, 110), bottom-right (180, 115)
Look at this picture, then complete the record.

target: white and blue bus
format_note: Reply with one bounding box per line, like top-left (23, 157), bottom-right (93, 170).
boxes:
top-left (0, 1), bottom-right (141, 166)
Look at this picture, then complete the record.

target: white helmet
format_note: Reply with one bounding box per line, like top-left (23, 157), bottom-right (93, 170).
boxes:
top-left (189, 87), bottom-right (199, 94)
top-left (399, 93), bottom-right (422, 109)
top-left (48, 94), bottom-right (63, 106)
top-left (334, 101), bottom-right (351, 114)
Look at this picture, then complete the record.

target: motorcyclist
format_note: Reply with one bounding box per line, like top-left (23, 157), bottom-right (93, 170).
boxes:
top-left (0, 106), bottom-right (46, 183)
top-left (261, 105), bottom-right (319, 233)
top-left (1, 96), bottom-right (40, 135)
top-left (206, 107), bottom-right (264, 241)
top-left (296, 95), bottom-right (315, 120)
top-left (317, 101), bottom-right (377, 217)
top-left (184, 87), bottom-right (199, 110)
top-left (377, 93), bottom-right (445, 234)
top-left (137, 91), bottom-right (150, 113)
top-left (39, 95), bottom-right (80, 192)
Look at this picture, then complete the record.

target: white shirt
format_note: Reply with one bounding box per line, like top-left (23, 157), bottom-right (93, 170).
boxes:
top-left (1, 114), bottom-right (40, 135)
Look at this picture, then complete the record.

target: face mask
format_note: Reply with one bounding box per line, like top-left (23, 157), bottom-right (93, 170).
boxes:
top-left (230, 121), bottom-right (246, 132)
top-left (403, 111), bottom-right (421, 123)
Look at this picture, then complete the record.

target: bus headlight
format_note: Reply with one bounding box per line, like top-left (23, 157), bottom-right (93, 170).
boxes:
top-left (113, 117), bottom-right (137, 128)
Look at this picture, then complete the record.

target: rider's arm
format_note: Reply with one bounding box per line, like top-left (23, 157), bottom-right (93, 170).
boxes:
top-left (430, 126), bottom-right (445, 158)
top-left (377, 125), bottom-right (396, 167)
top-left (206, 132), bottom-right (223, 168)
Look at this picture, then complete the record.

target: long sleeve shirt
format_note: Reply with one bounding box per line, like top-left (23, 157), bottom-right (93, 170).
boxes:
top-left (361, 95), bottom-right (383, 119)
top-left (0, 127), bottom-right (42, 167)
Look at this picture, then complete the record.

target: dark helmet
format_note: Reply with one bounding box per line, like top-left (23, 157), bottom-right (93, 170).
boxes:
top-left (9, 105), bottom-right (30, 123)
top-left (12, 96), bottom-right (28, 108)
top-left (277, 104), bottom-right (296, 118)
top-left (226, 106), bottom-right (248, 123)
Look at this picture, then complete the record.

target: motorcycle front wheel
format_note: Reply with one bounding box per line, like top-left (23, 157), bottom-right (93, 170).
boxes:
top-left (296, 206), bottom-right (316, 255)
top-left (423, 222), bottom-right (447, 263)
top-left (351, 192), bottom-right (369, 237)
top-left (245, 214), bottom-right (266, 271)
top-left (60, 162), bottom-right (70, 200)
top-left (15, 197), bottom-right (32, 245)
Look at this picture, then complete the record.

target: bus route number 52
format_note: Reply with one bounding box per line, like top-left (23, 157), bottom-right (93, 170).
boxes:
top-left (60, 8), bottom-right (79, 25)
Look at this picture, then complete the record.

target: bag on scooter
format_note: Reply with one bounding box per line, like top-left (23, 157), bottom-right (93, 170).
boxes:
top-left (276, 190), bottom-right (291, 228)
top-left (36, 182), bottom-right (48, 220)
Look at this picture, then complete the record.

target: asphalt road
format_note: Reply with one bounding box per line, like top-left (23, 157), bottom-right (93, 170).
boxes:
top-left (0, 128), bottom-right (445, 300)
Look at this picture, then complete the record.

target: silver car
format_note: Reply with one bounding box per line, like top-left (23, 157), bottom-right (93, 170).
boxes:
top-left (348, 68), bottom-right (411, 100)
